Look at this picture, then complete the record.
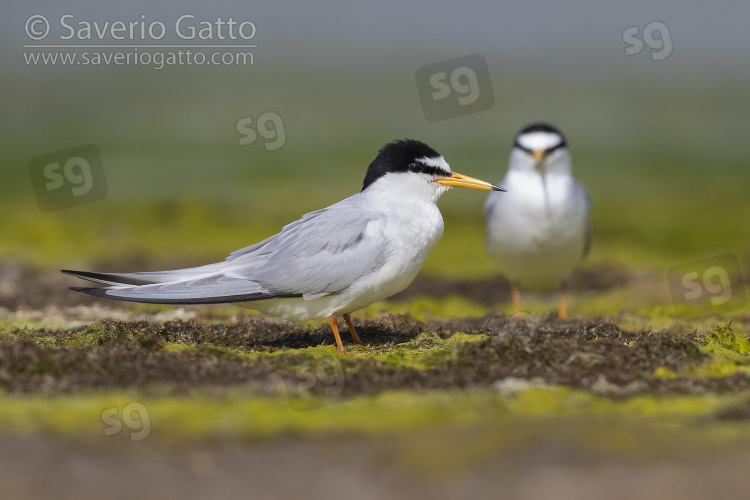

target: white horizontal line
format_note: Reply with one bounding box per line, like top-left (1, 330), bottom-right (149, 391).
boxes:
top-left (23, 45), bottom-right (258, 48)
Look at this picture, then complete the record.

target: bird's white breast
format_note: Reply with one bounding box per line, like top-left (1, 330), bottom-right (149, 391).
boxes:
top-left (486, 170), bottom-right (588, 289)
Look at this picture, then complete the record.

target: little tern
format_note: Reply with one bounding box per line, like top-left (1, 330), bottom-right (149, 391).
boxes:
top-left (63, 139), bottom-right (504, 352)
top-left (484, 123), bottom-right (591, 318)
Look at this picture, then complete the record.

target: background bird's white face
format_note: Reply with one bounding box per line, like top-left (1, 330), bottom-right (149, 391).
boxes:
top-left (516, 131), bottom-right (563, 153)
top-left (511, 131), bottom-right (571, 176)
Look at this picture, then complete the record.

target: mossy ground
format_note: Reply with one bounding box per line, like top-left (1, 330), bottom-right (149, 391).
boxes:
top-left (2, 218), bottom-right (749, 475)
top-left (3, 287), bottom-right (750, 459)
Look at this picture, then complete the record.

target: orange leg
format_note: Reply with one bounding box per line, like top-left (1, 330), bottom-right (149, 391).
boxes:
top-left (512, 282), bottom-right (521, 314)
top-left (328, 315), bottom-right (347, 353)
top-left (343, 313), bottom-right (363, 345)
top-left (559, 281), bottom-right (568, 319)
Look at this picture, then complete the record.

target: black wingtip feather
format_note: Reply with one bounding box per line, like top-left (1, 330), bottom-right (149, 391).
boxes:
top-left (62, 269), bottom-right (153, 286)
top-left (70, 286), bottom-right (108, 297)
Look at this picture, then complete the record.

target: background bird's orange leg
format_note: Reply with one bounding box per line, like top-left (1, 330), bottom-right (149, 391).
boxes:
top-left (343, 313), bottom-right (363, 345)
top-left (559, 281), bottom-right (568, 319)
top-left (328, 315), bottom-right (347, 353)
top-left (512, 282), bottom-right (521, 314)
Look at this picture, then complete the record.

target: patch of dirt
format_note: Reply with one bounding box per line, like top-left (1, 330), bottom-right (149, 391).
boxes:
top-left (436, 319), bottom-right (749, 397)
top-left (331, 316), bottom-right (750, 398)
top-left (2, 315), bottom-right (747, 397)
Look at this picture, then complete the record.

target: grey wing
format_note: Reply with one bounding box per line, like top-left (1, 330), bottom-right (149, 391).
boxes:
top-left (225, 203), bottom-right (388, 299)
top-left (67, 200), bottom-right (388, 304)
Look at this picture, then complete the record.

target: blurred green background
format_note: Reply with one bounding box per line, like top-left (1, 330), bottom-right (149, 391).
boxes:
top-left (1, 1), bottom-right (749, 284)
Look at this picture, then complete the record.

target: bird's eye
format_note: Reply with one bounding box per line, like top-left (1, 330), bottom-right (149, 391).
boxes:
top-left (407, 163), bottom-right (422, 173)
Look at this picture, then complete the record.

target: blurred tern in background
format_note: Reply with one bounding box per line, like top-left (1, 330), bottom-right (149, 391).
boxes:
top-left (64, 139), bottom-right (504, 352)
top-left (484, 123), bottom-right (591, 318)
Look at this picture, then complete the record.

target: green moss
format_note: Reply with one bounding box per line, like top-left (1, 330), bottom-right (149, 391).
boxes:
top-left (654, 366), bottom-right (679, 379)
top-left (60, 321), bottom-right (133, 346)
top-left (0, 387), bottom-right (747, 444)
top-left (688, 324), bottom-right (750, 377)
top-left (702, 323), bottom-right (750, 355)
top-left (162, 342), bottom-right (193, 352)
top-left (354, 332), bottom-right (486, 370)
top-left (0, 327), bottom-right (56, 346)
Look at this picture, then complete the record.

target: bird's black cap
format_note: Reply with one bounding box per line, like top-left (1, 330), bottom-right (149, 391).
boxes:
top-left (361, 139), bottom-right (445, 191)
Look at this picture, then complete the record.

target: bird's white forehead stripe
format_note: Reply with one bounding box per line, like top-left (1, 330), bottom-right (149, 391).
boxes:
top-left (417, 156), bottom-right (451, 173)
top-left (517, 132), bottom-right (563, 152)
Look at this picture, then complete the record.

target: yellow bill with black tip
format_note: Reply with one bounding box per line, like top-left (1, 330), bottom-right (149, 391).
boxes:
top-left (434, 171), bottom-right (506, 192)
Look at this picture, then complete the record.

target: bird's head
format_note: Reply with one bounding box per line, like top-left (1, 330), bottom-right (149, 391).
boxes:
top-left (361, 139), bottom-right (504, 200)
top-left (510, 123), bottom-right (571, 176)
